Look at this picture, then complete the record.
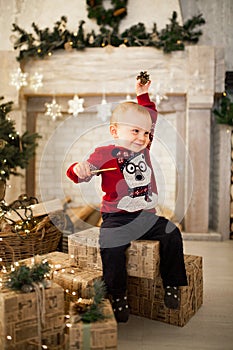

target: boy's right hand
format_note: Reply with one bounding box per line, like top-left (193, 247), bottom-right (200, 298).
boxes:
top-left (136, 79), bottom-right (151, 96)
top-left (73, 161), bottom-right (91, 179)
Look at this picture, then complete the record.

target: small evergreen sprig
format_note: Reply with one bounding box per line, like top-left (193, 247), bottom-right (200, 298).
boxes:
top-left (73, 279), bottom-right (107, 323)
top-left (6, 261), bottom-right (50, 291)
top-left (213, 94), bottom-right (233, 126)
top-left (151, 12), bottom-right (206, 53)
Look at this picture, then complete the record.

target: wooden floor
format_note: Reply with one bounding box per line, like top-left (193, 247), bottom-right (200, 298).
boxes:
top-left (118, 240), bottom-right (233, 350)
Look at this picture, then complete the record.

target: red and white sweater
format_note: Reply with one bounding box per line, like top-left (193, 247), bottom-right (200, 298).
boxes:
top-left (67, 93), bottom-right (158, 214)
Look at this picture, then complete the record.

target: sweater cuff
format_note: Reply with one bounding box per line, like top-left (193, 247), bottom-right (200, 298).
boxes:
top-left (137, 92), bottom-right (151, 104)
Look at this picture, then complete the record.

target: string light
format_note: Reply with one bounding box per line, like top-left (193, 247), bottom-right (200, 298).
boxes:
top-left (45, 98), bottom-right (62, 121)
top-left (10, 67), bottom-right (28, 90)
top-left (29, 71), bottom-right (43, 92)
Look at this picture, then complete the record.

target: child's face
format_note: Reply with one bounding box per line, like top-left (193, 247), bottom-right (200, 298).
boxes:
top-left (110, 109), bottom-right (152, 152)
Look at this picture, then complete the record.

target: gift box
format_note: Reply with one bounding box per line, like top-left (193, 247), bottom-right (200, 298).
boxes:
top-left (52, 267), bottom-right (103, 313)
top-left (0, 282), bottom-right (65, 349)
top-left (69, 299), bottom-right (117, 350)
top-left (19, 251), bottom-right (103, 314)
top-left (127, 255), bottom-right (203, 327)
top-left (68, 227), bottom-right (102, 270)
top-left (68, 227), bottom-right (160, 279)
top-left (126, 240), bottom-right (160, 279)
top-left (20, 251), bottom-right (72, 274)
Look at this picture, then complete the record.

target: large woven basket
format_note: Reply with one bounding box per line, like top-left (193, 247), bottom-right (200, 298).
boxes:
top-left (0, 210), bottom-right (65, 266)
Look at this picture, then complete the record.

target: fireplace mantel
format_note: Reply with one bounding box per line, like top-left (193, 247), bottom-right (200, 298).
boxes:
top-left (23, 46), bottom-right (220, 104)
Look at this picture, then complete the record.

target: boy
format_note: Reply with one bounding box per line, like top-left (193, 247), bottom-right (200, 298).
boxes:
top-left (67, 77), bottom-right (187, 322)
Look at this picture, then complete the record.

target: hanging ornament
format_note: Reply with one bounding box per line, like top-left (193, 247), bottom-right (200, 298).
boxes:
top-left (29, 71), bottom-right (43, 92)
top-left (88, 34), bottom-right (95, 45)
top-left (96, 95), bottom-right (112, 122)
top-left (105, 44), bottom-right (114, 54)
top-left (45, 98), bottom-right (62, 121)
top-left (64, 41), bottom-right (73, 52)
top-left (0, 139), bottom-right (7, 150)
top-left (10, 67), bottom-right (28, 90)
top-left (68, 95), bottom-right (84, 117)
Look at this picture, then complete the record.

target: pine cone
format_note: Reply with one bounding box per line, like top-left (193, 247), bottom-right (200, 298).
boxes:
top-left (136, 71), bottom-right (150, 85)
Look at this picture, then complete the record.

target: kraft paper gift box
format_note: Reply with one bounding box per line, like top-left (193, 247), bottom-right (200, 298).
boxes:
top-left (0, 282), bottom-right (65, 350)
top-left (19, 251), bottom-right (103, 314)
top-left (127, 255), bottom-right (203, 327)
top-left (68, 227), bottom-right (160, 279)
top-left (52, 266), bottom-right (103, 313)
top-left (19, 251), bottom-right (72, 273)
top-left (69, 299), bottom-right (117, 350)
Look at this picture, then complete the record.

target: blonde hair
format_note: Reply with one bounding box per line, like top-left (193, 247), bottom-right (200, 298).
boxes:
top-left (110, 101), bottom-right (150, 125)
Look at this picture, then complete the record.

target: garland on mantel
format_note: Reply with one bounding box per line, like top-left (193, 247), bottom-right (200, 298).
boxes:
top-left (11, 2), bottom-right (205, 62)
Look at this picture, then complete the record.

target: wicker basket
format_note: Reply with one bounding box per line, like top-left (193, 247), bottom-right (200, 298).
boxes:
top-left (0, 210), bottom-right (65, 266)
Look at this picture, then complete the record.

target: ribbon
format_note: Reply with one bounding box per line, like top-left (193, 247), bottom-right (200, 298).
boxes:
top-left (82, 323), bottom-right (91, 350)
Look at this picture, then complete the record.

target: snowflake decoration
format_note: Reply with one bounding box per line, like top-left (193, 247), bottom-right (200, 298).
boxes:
top-left (45, 98), bottom-right (62, 121)
top-left (68, 95), bottom-right (84, 117)
top-left (150, 85), bottom-right (168, 106)
top-left (29, 71), bottom-right (43, 92)
top-left (10, 67), bottom-right (28, 90)
top-left (96, 98), bottom-right (112, 122)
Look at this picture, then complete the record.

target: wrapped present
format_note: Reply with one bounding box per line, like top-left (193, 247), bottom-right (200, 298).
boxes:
top-left (127, 255), bottom-right (203, 327)
top-left (18, 251), bottom-right (103, 314)
top-left (68, 227), bottom-right (160, 279)
top-left (126, 240), bottom-right (160, 279)
top-left (52, 266), bottom-right (103, 313)
top-left (68, 227), bottom-right (102, 270)
top-left (0, 282), bottom-right (65, 349)
top-left (19, 251), bottom-right (72, 274)
top-left (69, 299), bottom-right (117, 350)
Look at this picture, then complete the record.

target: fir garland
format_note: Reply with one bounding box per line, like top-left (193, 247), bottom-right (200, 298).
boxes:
top-left (11, 11), bottom-right (205, 62)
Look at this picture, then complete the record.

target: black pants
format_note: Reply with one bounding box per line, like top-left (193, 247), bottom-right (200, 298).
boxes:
top-left (99, 211), bottom-right (188, 297)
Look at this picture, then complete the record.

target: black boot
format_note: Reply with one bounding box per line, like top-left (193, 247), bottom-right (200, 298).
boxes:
top-left (111, 295), bottom-right (130, 323)
top-left (164, 286), bottom-right (181, 309)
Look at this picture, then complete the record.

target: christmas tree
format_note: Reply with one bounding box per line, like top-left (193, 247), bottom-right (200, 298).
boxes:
top-left (0, 96), bottom-right (41, 200)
